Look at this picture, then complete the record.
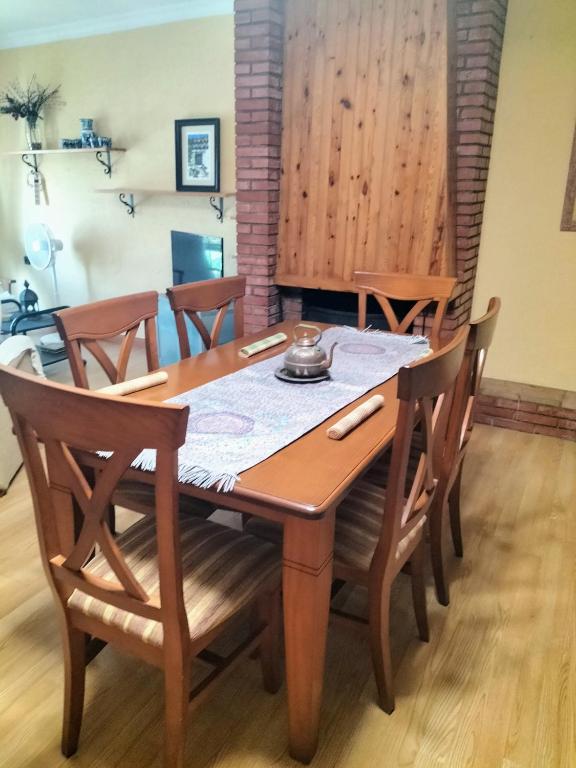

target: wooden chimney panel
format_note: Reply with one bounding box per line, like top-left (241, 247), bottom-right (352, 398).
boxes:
top-left (276, 0), bottom-right (455, 291)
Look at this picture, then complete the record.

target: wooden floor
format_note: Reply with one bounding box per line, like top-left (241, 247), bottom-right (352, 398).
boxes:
top-left (1, 402), bottom-right (575, 766)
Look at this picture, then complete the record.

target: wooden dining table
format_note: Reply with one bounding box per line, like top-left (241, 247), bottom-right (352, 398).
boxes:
top-left (79, 320), bottom-right (403, 763)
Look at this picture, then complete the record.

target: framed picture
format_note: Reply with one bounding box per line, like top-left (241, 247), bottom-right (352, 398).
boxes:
top-left (175, 118), bottom-right (220, 193)
top-left (561, 121), bottom-right (576, 231)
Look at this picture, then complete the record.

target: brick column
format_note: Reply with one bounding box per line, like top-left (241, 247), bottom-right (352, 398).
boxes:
top-left (446, 0), bottom-right (508, 330)
top-left (234, 0), bottom-right (284, 334)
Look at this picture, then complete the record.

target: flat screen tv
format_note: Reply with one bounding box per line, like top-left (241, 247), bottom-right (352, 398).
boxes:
top-left (171, 231), bottom-right (223, 285)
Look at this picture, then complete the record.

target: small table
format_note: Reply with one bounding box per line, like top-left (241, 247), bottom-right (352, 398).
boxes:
top-left (1, 304), bottom-right (69, 368)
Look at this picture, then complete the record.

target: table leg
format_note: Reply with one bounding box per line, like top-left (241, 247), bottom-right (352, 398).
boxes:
top-left (282, 510), bottom-right (335, 763)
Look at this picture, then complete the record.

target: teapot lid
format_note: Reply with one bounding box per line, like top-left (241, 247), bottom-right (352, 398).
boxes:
top-left (293, 323), bottom-right (322, 346)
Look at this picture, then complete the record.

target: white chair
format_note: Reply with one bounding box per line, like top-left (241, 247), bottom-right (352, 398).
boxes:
top-left (0, 336), bottom-right (45, 493)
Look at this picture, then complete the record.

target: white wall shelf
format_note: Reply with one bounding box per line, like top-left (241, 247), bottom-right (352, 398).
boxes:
top-left (1, 147), bottom-right (127, 177)
top-left (94, 188), bottom-right (236, 222)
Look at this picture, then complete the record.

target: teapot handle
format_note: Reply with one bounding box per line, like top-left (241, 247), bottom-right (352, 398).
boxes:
top-left (293, 323), bottom-right (322, 343)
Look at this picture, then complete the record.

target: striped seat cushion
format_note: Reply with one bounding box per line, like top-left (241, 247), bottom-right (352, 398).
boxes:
top-left (113, 479), bottom-right (214, 519)
top-left (335, 479), bottom-right (386, 571)
top-left (244, 517), bottom-right (282, 545)
top-left (335, 479), bottom-right (426, 570)
top-left (246, 478), bottom-right (426, 575)
top-left (363, 431), bottom-right (424, 489)
top-left (68, 516), bottom-right (281, 648)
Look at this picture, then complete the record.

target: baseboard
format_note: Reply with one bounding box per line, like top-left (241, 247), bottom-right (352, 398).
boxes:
top-left (476, 378), bottom-right (576, 442)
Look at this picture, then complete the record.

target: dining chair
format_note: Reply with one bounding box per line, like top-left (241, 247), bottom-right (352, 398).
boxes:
top-left (354, 271), bottom-right (457, 350)
top-left (329, 325), bottom-right (468, 713)
top-left (167, 276), bottom-right (246, 359)
top-left (53, 291), bottom-right (160, 389)
top-left (246, 326), bottom-right (469, 713)
top-left (0, 365), bottom-right (282, 768)
top-left (429, 297), bottom-right (501, 605)
top-left (54, 292), bottom-right (212, 519)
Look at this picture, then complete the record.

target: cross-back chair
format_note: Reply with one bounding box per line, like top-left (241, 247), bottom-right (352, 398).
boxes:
top-left (0, 366), bottom-right (282, 768)
top-left (53, 291), bottom-right (160, 389)
top-left (354, 271), bottom-right (457, 350)
top-left (328, 325), bottom-right (468, 713)
top-left (167, 276), bottom-right (246, 359)
top-left (429, 297), bottom-right (501, 605)
top-left (54, 292), bottom-right (212, 519)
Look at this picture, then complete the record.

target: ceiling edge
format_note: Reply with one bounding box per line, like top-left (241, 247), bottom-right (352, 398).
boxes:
top-left (0, 0), bottom-right (234, 51)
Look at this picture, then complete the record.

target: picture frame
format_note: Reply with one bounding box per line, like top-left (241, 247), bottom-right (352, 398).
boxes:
top-left (560, 121), bottom-right (576, 232)
top-left (175, 118), bottom-right (220, 193)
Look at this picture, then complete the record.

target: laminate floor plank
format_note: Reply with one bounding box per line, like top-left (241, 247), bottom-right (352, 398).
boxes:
top-left (1, 404), bottom-right (574, 767)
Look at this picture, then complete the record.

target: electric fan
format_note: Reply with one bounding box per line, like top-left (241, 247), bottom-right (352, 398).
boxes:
top-left (24, 223), bottom-right (63, 305)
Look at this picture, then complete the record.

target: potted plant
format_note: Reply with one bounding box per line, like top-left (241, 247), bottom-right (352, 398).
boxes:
top-left (0, 76), bottom-right (60, 150)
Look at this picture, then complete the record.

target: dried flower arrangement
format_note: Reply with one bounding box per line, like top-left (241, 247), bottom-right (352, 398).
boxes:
top-left (0, 76), bottom-right (61, 148)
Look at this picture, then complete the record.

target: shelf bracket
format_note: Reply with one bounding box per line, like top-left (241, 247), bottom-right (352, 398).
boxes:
top-left (118, 192), bottom-right (135, 217)
top-left (21, 153), bottom-right (38, 173)
top-left (95, 149), bottom-right (112, 176)
top-left (209, 195), bottom-right (224, 222)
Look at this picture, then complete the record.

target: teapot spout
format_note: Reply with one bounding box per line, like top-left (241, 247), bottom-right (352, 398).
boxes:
top-left (322, 341), bottom-right (338, 369)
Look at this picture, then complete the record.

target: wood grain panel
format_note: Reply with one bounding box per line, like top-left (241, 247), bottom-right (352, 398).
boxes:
top-left (277, 0), bottom-right (455, 291)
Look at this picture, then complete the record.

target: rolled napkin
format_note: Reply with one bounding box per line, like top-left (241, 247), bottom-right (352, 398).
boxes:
top-left (98, 370), bottom-right (168, 396)
top-left (327, 394), bottom-right (385, 440)
top-left (239, 332), bottom-right (288, 359)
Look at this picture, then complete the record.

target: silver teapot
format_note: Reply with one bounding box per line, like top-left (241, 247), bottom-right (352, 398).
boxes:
top-left (283, 324), bottom-right (337, 378)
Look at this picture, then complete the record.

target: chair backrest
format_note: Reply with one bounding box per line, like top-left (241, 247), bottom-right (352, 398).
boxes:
top-left (444, 297), bottom-right (501, 465)
top-left (54, 292), bottom-right (159, 389)
top-left (0, 364), bottom-right (189, 651)
top-left (354, 271), bottom-right (457, 350)
top-left (372, 325), bottom-right (469, 575)
top-left (166, 276), bottom-right (246, 359)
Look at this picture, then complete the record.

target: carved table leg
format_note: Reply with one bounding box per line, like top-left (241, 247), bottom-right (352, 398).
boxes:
top-left (282, 510), bottom-right (335, 763)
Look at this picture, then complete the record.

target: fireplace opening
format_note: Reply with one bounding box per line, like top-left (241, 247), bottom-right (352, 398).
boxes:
top-left (301, 288), bottom-right (414, 332)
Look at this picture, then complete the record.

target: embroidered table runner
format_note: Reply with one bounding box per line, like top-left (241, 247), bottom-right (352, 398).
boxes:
top-left (134, 327), bottom-right (429, 491)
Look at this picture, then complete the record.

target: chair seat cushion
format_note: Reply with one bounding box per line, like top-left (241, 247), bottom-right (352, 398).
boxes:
top-left (246, 478), bottom-right (426, 575)
top-left (334, 479), bottom-right (386, 571)
top-left (113, 479), bottom-right (214, 519)
top-left (334, 479), bottom-right (426, 570)
top-left (362, 431), bottom-right (423, 489)
top-left (68, 516), bottom-right (281, 648)
top-left (244, 516), bottom-right (283, 545)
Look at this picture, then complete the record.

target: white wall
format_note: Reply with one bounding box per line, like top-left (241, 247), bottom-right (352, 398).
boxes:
top-left (0, 16), bottom-right (236, 308)
top-left (473, 0), bottom-right (576, 391)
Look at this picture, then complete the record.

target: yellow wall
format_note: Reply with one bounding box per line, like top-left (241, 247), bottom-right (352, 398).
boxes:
top-left (473, 0), bottom-right (576, 391)
top-left (0, 16), bottom-right (235, 308)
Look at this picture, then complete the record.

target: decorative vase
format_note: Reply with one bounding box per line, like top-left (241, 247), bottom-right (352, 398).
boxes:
top-left (80, 118), bottom-right (96, 148)
top-left (25, 119), bottom-right (42, 150)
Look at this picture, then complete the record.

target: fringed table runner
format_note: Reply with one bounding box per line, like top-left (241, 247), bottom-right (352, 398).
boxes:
top-left (133, 327), bottom-right (429, 492)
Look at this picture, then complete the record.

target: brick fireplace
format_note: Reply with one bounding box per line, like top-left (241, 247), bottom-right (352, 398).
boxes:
top-left (235, 0), bottom-right (508, 335)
